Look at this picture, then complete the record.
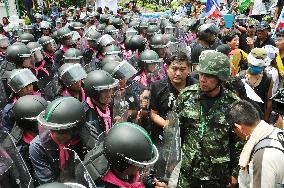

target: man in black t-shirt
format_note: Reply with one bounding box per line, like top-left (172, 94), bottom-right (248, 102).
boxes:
top-left (149, 52), bottom-right (197, 143)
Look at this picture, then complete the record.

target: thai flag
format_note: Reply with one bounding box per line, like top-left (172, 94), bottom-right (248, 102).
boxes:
top-left (276, 7), bottom-right (284, 29)
top-left (206, 0), bottom-right (222, 19)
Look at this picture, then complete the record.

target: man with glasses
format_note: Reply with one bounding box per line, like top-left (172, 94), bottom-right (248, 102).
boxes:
top-left (175, 50), bottom-right (242, 187)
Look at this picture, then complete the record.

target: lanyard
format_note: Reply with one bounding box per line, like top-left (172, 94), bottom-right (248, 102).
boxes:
top-left (198, 104), bottom-right (214, 138)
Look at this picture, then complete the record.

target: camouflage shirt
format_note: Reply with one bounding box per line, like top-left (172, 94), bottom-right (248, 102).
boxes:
top-left (175, 84), bottom-right (243, 187)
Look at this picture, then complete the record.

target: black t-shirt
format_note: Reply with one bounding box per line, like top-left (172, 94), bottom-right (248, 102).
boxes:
top-left (149, 76), bottom-right (197, 142)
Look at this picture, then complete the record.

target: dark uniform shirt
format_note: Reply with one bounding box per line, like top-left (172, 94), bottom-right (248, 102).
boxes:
top-left (149, 76), bottom-right (197, 143)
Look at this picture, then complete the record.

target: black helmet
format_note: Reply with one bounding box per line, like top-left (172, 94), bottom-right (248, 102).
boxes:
top-left (129, 35), bottom-right (145, 52)
top-left (97, 34), bottom-right (115, 48)
top-left (96, 24), bottom-right (107, 34)
top-left (100, 14), bottom-right (110, 24)
top-left (186, 18), bottom-right (200, 32)
top-left (161, 22), bottom-right (176, 35)
top-left (112, 18), bottom-right (124, 29)
top-left (103, 45), bottom-right (121, 56)
top-left (58, 63), bottom-right (87, 87)
top-left (197, 23), bottom-right (220, 42)
top-left (150, 34), bottom-right (167, 49)
top-left (146, 25), bottom-right (159, 36)
top-left (18, 33), bottom-right (35, 44)
top-left (8, 69), bottom-right (38, 93)
top-left (40, 21), bottom-right (51, 30)
top-left (102, 55), bottom-right (122, 66)
top-left (235, 14), bottom-right (248, 27)
top-left (85, 30), bottom-right (102, 41)
top-left (102, 60), bottom-right (137, 80)
top-left (104, 25), bottom-right (118, 35)
top-left (124, 27), bottom-right (138, 39)
top-left (69, 22), bottom-right (84, 31)
top-left (63, 48), bottom-right (83, 63)
top-left (22, 25), bottom-right (34, 34)
top-left (57, 27), bottom-right (73, 40)
top-left (140, 49), bottom-right (160, 64)
top-left (27, 42), bottom-right (45, 63)
top-left (128, 21), bottom-right (140, 29)
top-left (103, 122), bottom-right (159, 168)
top-left (14, 95), bottom-right (48, 121)
top-left (38, 36), bottom-right (56, 46)
top-left (6, 43), bottom-right (32, 65)
top-left (37, 97), bottom-right (86, 130)
top-left (84, 70), bottom-right (118, 96)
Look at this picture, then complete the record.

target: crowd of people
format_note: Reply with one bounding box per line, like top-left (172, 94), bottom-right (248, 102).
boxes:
top-left (1, 0), bottom-right (284, 188)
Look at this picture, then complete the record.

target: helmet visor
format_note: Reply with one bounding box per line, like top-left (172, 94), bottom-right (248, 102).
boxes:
top-left (111, 60), bottom-right (138, 80)
top-left (60, 64), bottom-right (87, 86)
top-left (8, 69), bottom-right (38, 93)
top-left (126, 30), bottom-right (138, 38)
top-left (98, 34), bottom-right (115, 47)
top-left (33, 49), bottom-right (45, 62)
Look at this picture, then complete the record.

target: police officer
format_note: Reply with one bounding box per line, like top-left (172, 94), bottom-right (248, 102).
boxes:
top-left (0, 34), bottom-right (9, 66)
top-left (83, 29), bottom-right (102, 71)
top-left (38, 36), bottom-right (57, 74)
top-left (63, 48), bottom-right (84, 64)
top-left (84, 122), bottom-right (164, 188)
top-left (1, 69), bottom-right (40, 131)
top-left (102, 59), bottom-right (141, 122)
top-left (18, 33), bottom-right (35, 45)
top-left (150, 34), bottom-right (167, 59)
top-left (58, 63), bottom-right (87, 102)
top-left (26, 42), bottom-right (47, 79)
top-left (83, 70), bottom-right (118, 137)
top-left (175, 50), bottom-right (242, 187)
top-left (54, 27), bottom-right (75, 68)
top-left (29, 97), bottom-right (88, 185)
top-left (40, 21), bottom-right (52, 37)
top-left (190, 23), bottom-right (221, 64)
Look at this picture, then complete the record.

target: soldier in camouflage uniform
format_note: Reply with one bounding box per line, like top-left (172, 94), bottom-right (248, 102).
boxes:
top-left (175, 50), bottom-right (243, 188)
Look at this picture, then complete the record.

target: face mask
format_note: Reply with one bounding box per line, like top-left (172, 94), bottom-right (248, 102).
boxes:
top-left (249, 65), bottom-right (264, 75)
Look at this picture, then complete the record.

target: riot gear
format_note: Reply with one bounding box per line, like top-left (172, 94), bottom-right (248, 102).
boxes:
top-left (197, 23), bottom-right (220, 44)
top-left (96, 24), bottom-right (107, 34)
top-left (56, 27), bottom-right (73, 45)
top-left (40, 21), bottom-right (51, 30)
top-left (124, 27), bottom-right (138, 39)
top-left (63, 48), bottom-right (83, 64)
top-left (14, 95), bottom-right (48, 121)
top-left (103, 122), bottom-right (159, 168)
top-left (84, 70), bottom-right (118, 96)
top-left (150, 34), bottom-right (167, 49)
top-left (97, 34), bottom-right (115, 48)
top-left (58, 63), bottom-right (87, 87)
top-left (128, 21), bottom-right (140, 29)
top-left (18, 33), bottom-right (35, 44)
top-left (6, 43), bottom-right (32, 66)
top-left (104, 25), bottom-right (119, 40)
top-left (23, 25), bottom-right (34, 34)
top-left (7, 69), bottom-right (38, 93)
top-left (38, 36), bottom-right (57, 51)
top-left (0, 35), bottom-right (10, 49)
top-left (27, 42), bottom-right (45, 63)
top-left (103, 45), bottom-right (121, 56)
top-left (37, 97), bottom-right (86, 130)
top-left (102, 55), bottom-right (122, 66)
top-left (102, 59), bottom-right (137, 80)
top-left (112, 18), bottom-right (124, 29)
top-left (100, 14), bottom-right (110, 24)
top-left (129, 35), bottom-right (145, 52)
top-left (69, 22), bottom-right (85, 31)
top-left (140, 49), bottom-right (161, 64)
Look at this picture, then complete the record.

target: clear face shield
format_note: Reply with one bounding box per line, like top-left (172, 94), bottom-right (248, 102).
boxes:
top-left (166, 42), bottom-right (179, 57)
top-left (164, 26), bottom-right (176, 35)
top-left (32, 49), bottom-right (45, 63)
top-left (8, 69), bottom-right (38, 93)
top-left (60, 64), bottom-right (87, 87)
top-left (47, 40), bottom-right (57, 53)
top-left (125, 30), bottom-right (139, 38)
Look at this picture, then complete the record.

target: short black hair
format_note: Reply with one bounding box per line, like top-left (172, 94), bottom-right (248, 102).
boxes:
top-left (226, 100), bottom-right (261, 127)
top-left (166, 51), bottom-right (190, 66)
top-left (222, 30), bottom-right (240, 43)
